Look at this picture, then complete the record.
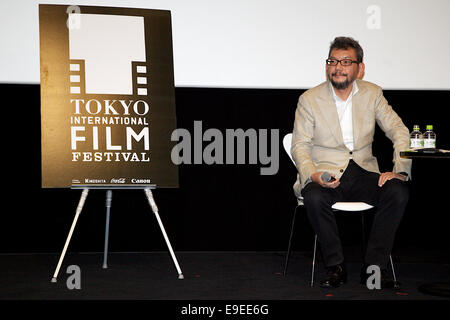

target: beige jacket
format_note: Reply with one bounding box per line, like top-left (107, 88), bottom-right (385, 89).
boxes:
top-left (292, 79), bottom-right (412, 198)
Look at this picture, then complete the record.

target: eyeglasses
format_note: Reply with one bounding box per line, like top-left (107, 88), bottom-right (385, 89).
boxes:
top-left (326, 59), bottom-right (359, 66)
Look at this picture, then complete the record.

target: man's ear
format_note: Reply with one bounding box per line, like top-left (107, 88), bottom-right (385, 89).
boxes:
top-left (357, 62), bottom-right (365, 79)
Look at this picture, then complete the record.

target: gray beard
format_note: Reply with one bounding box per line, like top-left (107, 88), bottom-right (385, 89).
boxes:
top-left (330, 77), bottom-right (351, 90)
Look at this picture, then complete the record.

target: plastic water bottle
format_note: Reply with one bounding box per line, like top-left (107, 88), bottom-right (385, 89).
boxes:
top-left (423, 125), bottom-right (436, 148)
top-left (409, 125), bottom-right (423, 149)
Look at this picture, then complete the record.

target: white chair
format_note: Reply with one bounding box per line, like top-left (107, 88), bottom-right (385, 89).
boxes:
top-left (282, 133), bottom-right (397, 287)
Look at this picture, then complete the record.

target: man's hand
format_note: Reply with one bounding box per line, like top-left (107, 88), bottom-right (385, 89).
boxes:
top-left (311, 172), bottom-right (340, 189)
top-left (378, 172), bottom-right (407, 187)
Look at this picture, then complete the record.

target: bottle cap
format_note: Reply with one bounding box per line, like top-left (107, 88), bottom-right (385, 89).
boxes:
top-left (426, 125), bottom-right (433, 130)
top-left (413, 125), bottom-right (420, 130)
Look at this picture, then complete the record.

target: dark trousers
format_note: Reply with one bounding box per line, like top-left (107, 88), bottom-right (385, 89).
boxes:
top-left (301, 160), bottom-right (409, 269)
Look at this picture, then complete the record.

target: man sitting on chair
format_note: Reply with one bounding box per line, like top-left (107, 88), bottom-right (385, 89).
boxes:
top-left (291, 36), bottom-right (411, 289)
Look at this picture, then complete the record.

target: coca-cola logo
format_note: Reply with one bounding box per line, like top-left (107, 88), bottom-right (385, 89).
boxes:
top-left (110, 178), bottom-right (126, 184)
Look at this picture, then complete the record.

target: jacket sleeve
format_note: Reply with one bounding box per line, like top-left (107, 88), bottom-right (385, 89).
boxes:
top-left (291, 94), bottom-right (317, 187)
top-left (374, 87), bottom-right (412, 178)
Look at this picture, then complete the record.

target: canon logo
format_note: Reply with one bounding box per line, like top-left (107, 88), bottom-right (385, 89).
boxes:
top-left (110, 178), bottom-right (126, 183)
top-left (132, 178), bottom-right (151, 184)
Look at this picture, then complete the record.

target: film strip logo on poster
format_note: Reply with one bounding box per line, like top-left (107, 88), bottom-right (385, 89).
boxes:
top-left (39, 5), bottom-right (178, 188)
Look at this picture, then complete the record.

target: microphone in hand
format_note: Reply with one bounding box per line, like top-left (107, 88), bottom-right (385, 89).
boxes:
top-left (321, 171), bottom-right (336, 182)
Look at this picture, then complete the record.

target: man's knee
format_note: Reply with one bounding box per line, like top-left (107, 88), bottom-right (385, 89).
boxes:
top-left (302, 182), bottom-right (333, 207)
top-left (381, 179), bottom-right (409, 205)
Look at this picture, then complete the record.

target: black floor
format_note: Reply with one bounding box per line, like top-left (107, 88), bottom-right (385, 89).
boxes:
top-left (2, 249), bottom-right (449, 317)
top-left (1, 248), bottom-right (449, 301)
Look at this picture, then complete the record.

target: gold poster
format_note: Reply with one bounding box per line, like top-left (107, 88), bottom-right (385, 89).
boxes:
top-left (39, 4), bottom-right (178, 188)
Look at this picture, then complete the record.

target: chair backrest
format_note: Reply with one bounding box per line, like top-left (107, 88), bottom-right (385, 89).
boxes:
top-left (283, 133), bottom-right (304, 204)
top-left (283, 133), bottom-right (295, 164)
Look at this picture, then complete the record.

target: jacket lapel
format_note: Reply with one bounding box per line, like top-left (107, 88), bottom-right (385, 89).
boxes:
top-left (316, 82), bottom-right (344, 146)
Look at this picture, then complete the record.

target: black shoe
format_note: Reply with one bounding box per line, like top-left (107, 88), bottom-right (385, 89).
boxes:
top-left (360, 264), bottom-right (401, 289)
top-left (319, 264), bottom-right (347, 288)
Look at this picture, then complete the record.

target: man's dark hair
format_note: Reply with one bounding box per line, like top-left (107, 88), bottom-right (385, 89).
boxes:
top-left (328, 37), bottom-right (364, 63)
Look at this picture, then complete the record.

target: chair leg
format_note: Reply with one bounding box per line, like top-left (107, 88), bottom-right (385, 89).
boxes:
top-left (283, 206), bottom-right (299, 276)
top-left (359, 211), bottom-right (399, 287)
top-left (311, 234), bottom-right (318, 287)
top-left (361, 212), bottom-right (366, 257)
top-left (389, 254), bottom-right (398, 283)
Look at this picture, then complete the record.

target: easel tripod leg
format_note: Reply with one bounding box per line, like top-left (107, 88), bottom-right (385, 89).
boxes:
top-left (103, 190), bottom-right (112, 269)
top-left (144, 189), bottom-right (184, 279)
top-left (51, 189), bottom-right (89, 283)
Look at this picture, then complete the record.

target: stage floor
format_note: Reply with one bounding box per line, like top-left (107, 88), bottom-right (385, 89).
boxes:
top-left (1, 249), bottom-right (449, 301)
